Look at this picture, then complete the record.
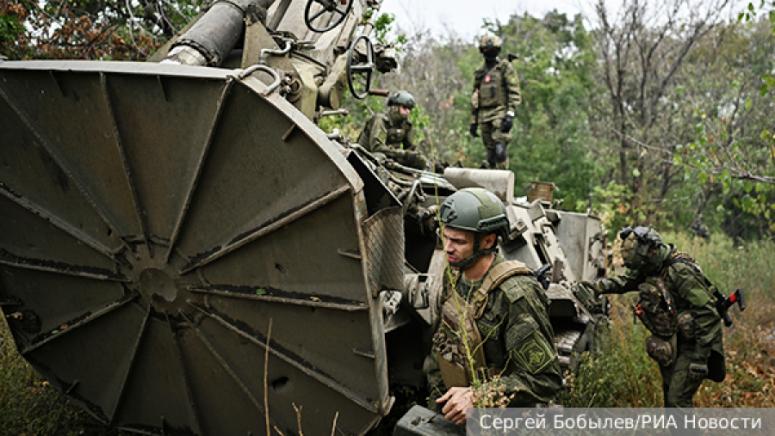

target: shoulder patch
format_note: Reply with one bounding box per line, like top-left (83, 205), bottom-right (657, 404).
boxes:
top-left (513, 331), bottom-right (555, 374)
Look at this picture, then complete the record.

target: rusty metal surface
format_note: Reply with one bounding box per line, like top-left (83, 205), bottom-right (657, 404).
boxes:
top-left (0, 61), bottom-right (386, 435)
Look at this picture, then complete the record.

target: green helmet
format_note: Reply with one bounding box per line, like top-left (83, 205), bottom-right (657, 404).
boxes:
top-left (619, 226), bottom-right (669, 272)
top-left (387, 90), bottom-right (415, 109)
top-left (440, 188), bottom-right (509, 237)
top-left (440, 188), bottom-right (509, 269)
top-left (478, 33), bottom-right (503, 52)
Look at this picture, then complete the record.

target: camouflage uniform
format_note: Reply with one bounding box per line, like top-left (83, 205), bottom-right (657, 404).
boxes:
top-left (425, 254), bottom-right (563, 407)
top-left (357, 92), bottom-right (429, 170)
top-left (595, 227), bottom-right (725, 407)
top-left (470, 34), bottom-right (521, 169)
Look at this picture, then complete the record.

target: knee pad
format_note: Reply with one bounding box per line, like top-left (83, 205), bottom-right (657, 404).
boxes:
top-left (646, 335), bottom-right (676, 367)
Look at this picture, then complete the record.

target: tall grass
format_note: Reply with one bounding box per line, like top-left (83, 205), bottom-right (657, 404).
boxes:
top-left (562, 233), bottom-right (775, 407)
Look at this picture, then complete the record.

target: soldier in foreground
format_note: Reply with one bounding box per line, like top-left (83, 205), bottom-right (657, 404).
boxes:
top-left (357, 90), bottom-right (429, 170)
top-left (424, 188), bottom-right (562, 425)
top-left (469, 34), bottom-right (521, 169)
top-left (591, 226), bottom-right (726, 407)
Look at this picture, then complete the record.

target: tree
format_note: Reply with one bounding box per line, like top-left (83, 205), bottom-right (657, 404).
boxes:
top-left (592, 0), bottom-right (734, 224)
top-left (0, 0), bottom-right (205, 60)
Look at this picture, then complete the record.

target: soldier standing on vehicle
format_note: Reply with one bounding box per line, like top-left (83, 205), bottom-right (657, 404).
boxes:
top-left (591, 226), bottom-right (726, 407)
top-left (424, 188), bottom-right (562, 425)
top-left (469, 34), bottom-right (521, 169)
top-left (357, 90), bottom-right (429, 170)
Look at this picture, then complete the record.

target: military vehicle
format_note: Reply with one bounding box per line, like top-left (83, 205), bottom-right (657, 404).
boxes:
top-left (0, 0), bottom-right (607, 434)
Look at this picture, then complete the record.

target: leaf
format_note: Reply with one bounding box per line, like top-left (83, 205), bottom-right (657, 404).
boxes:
top-left (255, 288), bottom-right (267, 296)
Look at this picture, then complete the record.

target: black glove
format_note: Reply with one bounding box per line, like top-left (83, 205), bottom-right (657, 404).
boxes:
top-left (469, 123), bottom-right (479, 137)
top-left (500, 114), bottom-right (514, 132)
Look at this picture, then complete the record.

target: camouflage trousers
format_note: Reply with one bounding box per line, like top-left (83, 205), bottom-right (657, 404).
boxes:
top-left (479, 118), bottom-right (512, 169)
top-left (659, 349), bottom-right (706, 407)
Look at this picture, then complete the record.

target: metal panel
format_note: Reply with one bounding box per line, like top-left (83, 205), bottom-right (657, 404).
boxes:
top-left (0, 61), bottom-right (386, 435)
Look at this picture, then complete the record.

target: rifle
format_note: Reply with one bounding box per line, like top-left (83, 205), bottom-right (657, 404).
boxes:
top-left (713, 288), bottom-right (746, 327)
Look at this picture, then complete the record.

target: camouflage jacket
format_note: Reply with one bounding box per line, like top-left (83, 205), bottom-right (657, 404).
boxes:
top-left (596, 250), bottom-right (723, 360)
top-left (426, 254), bottom-right (563, 407)
top-left (357, 112), bottom-right (414, 153)
top-left (471, 58), bottom-right (522, 124)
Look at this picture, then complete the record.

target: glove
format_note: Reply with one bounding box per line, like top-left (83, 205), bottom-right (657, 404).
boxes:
top-left (469, 123), bottom-right (479, 137)
top-left (500, 114), bottom-right (514, 132)
top-left (688, 362), bottom-right (708, 380)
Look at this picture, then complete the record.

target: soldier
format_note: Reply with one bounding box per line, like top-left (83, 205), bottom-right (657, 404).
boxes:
top-left (469, 34), bottom-right (521, 169)
top-left (592, 226), bottom-right (725, 407)
top-left (357, 90), bottom-right (429, 170)
top-left (425, 188), bottom-right (562, 425)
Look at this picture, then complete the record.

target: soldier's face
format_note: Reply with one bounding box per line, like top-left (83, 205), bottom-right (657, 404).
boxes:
top-left (398, 105), bottom-right (411, 118)
top-left (442, 227), bottom-right (475, 268)
top-left (621, 233), bottom-right (646, 269)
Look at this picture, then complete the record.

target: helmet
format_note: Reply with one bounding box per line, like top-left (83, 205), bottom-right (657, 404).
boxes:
top-left (440, 188), bottom-right (509, 237)
top-left (387, 90), bottom-right (415, 109)
top-left (619, 226), bottom-right (668, 271)
top-left (478, 33), bottom-right (503, 52)
top-left (439, 188), bottom-right (510, 270)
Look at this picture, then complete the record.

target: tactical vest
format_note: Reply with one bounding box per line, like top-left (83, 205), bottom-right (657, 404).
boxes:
top-left (634, 277), bottom-right (677, 339)
top-left (476, 62), bottom-right (509, 109)
top-left (433, 260), bottom-right (533, 388)
top-left (380, 114), bottom-right (411, 148)
top-left (385, 125), bottom-right (406, 146)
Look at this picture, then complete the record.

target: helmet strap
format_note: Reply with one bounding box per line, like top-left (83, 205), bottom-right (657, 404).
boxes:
top-left (448, 233), bottom-right (498, 271)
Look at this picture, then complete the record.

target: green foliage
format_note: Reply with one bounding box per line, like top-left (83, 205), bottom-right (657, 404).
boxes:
top-left (372, 12), bottom-right (406, 47)
top-left (667, 2), bottom-right (775, 237)
top-left (499, 12), bottom-right (598, 210)
top-left (583, 181), bottom-right (634, 238)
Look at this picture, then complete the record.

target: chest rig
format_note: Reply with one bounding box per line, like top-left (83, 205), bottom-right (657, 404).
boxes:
top-left (634, 275), bottom-right (677, 339)
top-left (476, 62), bottom-right (508, 109)
top-left (381, 115), bottom-right (409, 147)
top-left (433, 260), bottom-right (532, 388)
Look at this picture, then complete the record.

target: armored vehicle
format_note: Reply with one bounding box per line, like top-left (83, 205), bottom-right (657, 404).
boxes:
top-left (0, 1), bottom-right (607, 434)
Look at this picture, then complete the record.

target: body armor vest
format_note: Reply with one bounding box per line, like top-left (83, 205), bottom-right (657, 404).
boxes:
top-left (385, 125), bottom-right (406, 146)
top-left (433, 260), bottom-right (532, 388)
top-left (476, 63), bottom-right (507, 109)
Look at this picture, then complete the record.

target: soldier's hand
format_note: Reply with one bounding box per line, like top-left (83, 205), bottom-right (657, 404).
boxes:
top-left (469, 123), bottom-right (479, 137)
top-left (501, 114), bottom-right (514, 132)
top-left (437, 386), bottom-right (474, 426)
